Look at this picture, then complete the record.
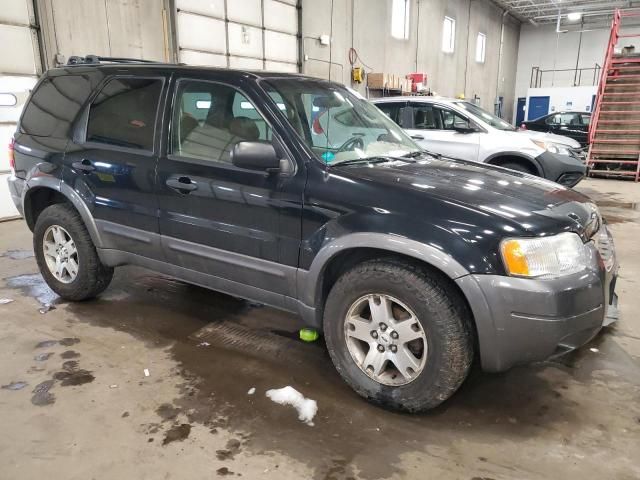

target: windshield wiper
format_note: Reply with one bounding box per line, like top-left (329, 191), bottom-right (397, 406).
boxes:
top-left (330, 156), bottom-right (414, 167)
top-left (401, 150), bottom-right (442, 159)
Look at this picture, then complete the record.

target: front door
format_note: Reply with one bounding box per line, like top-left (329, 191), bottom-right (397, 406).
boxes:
top-left (515, 97), bottom-right (526, 125)
top-left (63, 75), bottom-right (168, 259)
top-left (405, 103), bottom-right (480, 161)
top-left (155, 77), bottom-right (302, 299)
top-left (527, 96), bottom-right (550, 120)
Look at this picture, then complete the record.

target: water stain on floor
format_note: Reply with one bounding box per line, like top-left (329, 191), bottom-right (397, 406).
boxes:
top-left (31, 380), bottom-right (55, 406)
top-left (53, 360), bottom-right (95, 387)
top-left (5, 266), bottom-right (640, 479)
top-left (162, 424), bottom-right (191, 446)
top-left (2, 381), bottom-right (28, 391)
top-left (4, 273), bottom-right (60, 310)
top-left (0, 249), bottom-right (35, 260)
top-left (60, 350), bottom-right (80, 359)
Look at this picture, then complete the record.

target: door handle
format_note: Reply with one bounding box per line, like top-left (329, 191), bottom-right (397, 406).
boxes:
top-left (72, 159), bottom-right (95, 173)
top-left (166, 176), bottom-right (198, 193)
top-left (411, 134), bottom-right (424, 140)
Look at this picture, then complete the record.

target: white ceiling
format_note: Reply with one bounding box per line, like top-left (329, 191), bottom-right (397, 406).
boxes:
top-left (492, 0), bottom-right (640, 25)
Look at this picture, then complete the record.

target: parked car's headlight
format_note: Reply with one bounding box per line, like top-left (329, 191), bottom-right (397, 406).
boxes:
top-left (531, 139), bottom-right (571, 156)
top-left (500, 232), bottom-right (588, 278)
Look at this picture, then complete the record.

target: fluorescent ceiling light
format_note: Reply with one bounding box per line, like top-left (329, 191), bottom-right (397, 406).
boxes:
top-left (567, 12), bottom-right (582, 21)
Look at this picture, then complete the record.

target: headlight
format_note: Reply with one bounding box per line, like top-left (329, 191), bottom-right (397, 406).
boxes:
top-left (531, 139), bottom-right (571, 156)
top-left (500, 232), bottom-right (589, 278)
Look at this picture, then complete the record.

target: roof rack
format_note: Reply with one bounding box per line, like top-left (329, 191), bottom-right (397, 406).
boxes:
top-left (66, 55), bottom-right (162, 66)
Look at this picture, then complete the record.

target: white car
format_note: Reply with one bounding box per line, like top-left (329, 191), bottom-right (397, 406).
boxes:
top-left (372, 96), bottom-right (586, 187)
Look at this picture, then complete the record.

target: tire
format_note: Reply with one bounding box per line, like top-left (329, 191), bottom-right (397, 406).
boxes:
top-left (34, 203), bottom-right (113, 301)
top-left (500, 161), bottom-right (535, 175)
top-left (323, 258), bottom-right (473, 412)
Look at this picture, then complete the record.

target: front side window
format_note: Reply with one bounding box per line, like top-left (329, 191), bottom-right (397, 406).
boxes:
top-left (411, 104), bottom-right (439, 130)
top-left (438, 108), bottom-right (472, 131)
top-left (172, 80), bottom-right (271, 164)
top-left (442, 17), bottom-right (455, 53)
top-left (262, 78), bottom-right (420, 164)
top-left (454, 101), bottom-right (515, 131)
top-left (86, 77), bottom-right (163, 150)
top-left (580, 113), bottom-right (591, 125)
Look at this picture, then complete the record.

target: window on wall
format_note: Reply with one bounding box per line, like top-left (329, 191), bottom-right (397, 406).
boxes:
top-left (391, 0), bottom-right (410, 40)
top-left (442, 17), bottom-right (455, 53)
top-left (476, 33), bottom-right (486, 63)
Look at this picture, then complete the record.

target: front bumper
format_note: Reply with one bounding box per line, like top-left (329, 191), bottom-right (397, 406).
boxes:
top-left (535, 151), bottom-right (586, 187)
top-left (6, 174), bottom-right (25, 216)
top-left (456, 227), bottom-right (618, 372)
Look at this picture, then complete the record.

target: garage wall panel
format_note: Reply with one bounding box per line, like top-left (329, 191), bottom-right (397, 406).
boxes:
top-left (180, 50), bottom-right (227, 68)
top-left (229, 56), bottom-right (264, 70)
top-left (0, 0), bottom-right (30, 24)
top-left (265, 30), bottom-right (297, 63)
top-left (0, 0), bottom-right (40, 220)
top-left (228, 23), bottom-right (263, 58)
top-left (177, 0), bottom-right (224, 17)
top-left (264, 0), bottom-right (297, 34)
top-left (176, 0), bottom-right (299, 72)
top-left (177, 12), bottom-right (226, 55)
top-left (227, 0), bottom-right (262, 27)
top-left (0, 25), bottom-right (38, 75)
top-left (265, 60), bottom-right (298, 73)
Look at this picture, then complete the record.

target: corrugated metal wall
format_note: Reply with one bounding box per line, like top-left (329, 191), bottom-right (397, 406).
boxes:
top-left (175, 0), bottom-right (299, 72)
top-left (0, 0), bottom-right (40, 219)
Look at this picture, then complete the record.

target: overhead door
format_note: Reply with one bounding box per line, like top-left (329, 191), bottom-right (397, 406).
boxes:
top-left (0, 0), bottom-right (40, 220)
top-left (175, 0), bottom-right (299, 72)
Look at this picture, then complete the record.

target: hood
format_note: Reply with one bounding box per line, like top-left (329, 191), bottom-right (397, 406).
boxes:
top-left (332, 155), bottom-right (597, 237)
top-left (518, 129), bottom-right (581, 148)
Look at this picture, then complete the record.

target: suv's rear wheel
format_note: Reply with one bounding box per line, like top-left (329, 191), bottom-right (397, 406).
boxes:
top-left (34, 203), bottom-right (113, 301)
top-left (323, 258), bottom-right (473, 412)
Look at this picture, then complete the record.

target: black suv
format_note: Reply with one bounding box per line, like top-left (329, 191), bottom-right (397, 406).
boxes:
top-left (8, 58), bottom-right (618, 411)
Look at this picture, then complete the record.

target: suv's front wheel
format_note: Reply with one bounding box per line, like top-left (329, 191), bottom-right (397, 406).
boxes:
top-left (323, 258), bottom-right (473, 412)
top-left (34, 203), bottom-right (113, 301)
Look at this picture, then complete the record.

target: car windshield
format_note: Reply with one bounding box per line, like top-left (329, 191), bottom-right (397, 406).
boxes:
top-left (454, 101), bottom-right (515, 131)
top-left (261, 78), bottom-right (421, 165)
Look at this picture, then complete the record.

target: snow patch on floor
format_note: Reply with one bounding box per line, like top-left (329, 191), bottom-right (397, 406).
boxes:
top-left (265, 386), bottom-right (317, 426)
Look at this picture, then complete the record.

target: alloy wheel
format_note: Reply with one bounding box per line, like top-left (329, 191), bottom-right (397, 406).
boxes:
top-left (344, 294), bottom-right (427, 386)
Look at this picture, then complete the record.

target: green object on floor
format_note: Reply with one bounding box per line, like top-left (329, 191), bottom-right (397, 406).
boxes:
top-left (299, 328), bottom-right (319, 342)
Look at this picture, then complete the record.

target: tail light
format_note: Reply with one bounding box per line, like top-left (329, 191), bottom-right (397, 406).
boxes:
top-left (520, 123), bottom-right (527, 130)
top-left (8, 138), bottom-right (15, 173)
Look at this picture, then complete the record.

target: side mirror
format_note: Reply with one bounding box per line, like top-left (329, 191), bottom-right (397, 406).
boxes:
top-left (231, 141), bottom-right (280, 172)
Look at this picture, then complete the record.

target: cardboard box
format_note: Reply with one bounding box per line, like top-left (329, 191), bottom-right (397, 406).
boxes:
top-left (368, 73), bottom-right (389, 89)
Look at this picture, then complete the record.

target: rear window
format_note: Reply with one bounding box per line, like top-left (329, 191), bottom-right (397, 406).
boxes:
top-left (86, 77), bottom-right (163, 150)
top-left (20, 75), bottom-right (94, 137)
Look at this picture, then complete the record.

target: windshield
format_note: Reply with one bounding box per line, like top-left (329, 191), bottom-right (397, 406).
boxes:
top-left (262, 78), bottom-right (421, 164)
top-left (454, 101), bottom-right (515, 131)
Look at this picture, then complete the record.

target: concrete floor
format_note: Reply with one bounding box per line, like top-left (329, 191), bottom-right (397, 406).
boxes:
top-left (0, 178), bottom-right (639, 480)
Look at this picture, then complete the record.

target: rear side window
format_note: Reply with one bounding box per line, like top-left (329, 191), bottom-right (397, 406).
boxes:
top-left (20, 75), bottom-right (94, 137)
top-left (86, 77), bottom-right (163, 150)
top-left (376, 103), bottom-right (400, 123)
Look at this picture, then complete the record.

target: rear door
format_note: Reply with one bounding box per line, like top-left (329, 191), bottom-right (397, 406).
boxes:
top-left (64, 74), bottom-right (168, 259)
top-left (405, 102), bottom-right (480, 161)
top-left (155, 76), bottom-right (302, 299)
